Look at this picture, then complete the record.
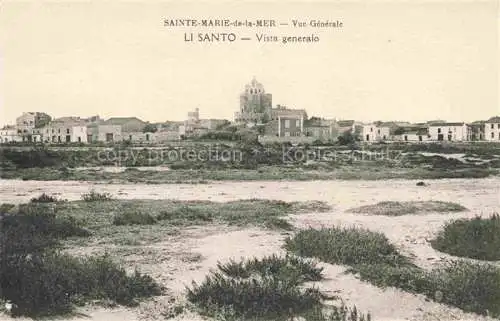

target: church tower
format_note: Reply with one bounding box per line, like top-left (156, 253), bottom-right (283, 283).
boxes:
top-left (235, 77), bottom-right (272, 124)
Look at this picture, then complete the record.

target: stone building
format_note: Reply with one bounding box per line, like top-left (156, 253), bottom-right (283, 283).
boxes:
top-left (362, 123), bottom-right (391, 142)
top-left (484, 116), bottom-right (500, 141)
top-left (15, 112), bottom-right (51, 142)
top-left (278, 116), bottom-right (304, 137)
top-left (0, 126), bottom-right (22, 143)
top-left (235, 77), bottom-right (273, 124)
top-left (40, 118), bottom-right (88, 143)
top-left (428, 122), bottom-right (471, 141)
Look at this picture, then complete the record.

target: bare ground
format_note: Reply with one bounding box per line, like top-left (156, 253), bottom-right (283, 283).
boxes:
top-left (0, 177), bottom-right (499, 321)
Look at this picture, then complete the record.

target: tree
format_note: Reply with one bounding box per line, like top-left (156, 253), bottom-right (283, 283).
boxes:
top-left (142, 123), bottom-right (158, 133)
top-left (337, 131), bottom-right (358, 145)
top-left (394, 127), bottom-right (405, 135)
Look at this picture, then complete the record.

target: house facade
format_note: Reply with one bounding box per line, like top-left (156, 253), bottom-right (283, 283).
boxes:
top-left (86, 124), bottom-right (122, 143)
top-left (428, 122), bottom-right (471, 141)
top-left (470, 121), bottom-right (486, 141)
top-left (485, 117), bottom-right (500, 141)
top-left (0, 127), bottom-right (22, 143)
top-left (362, 123), bottom-right (390, 142)
top-left (278, 116), bottom-right (303, 137)
top-left (15, 112), bottom-right (51, 142)
top-left (40, 120), bottom-right (88, 143)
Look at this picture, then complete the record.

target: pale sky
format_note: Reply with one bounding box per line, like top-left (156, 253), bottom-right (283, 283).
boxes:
top-left (0, 0), bottom-right (499, 126)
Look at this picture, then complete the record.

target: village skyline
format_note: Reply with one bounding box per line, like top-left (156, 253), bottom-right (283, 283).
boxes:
top-left (1, 1), bottom-right (498, 127)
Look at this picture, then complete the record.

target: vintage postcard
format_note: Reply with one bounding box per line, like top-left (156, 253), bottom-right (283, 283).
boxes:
top-left (0, 0), bottom-right (499, 320)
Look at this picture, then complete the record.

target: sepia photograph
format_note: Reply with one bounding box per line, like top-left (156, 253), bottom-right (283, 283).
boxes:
top-left (0, 0), bottom-right (499, 320)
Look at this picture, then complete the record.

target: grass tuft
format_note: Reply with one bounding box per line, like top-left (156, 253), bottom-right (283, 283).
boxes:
top-left (81, 190), bottom-right (114, 202)
top-left (113, 210), bottom-right (157, 226)
top-left (347, 201), bottom-right (467, 216)
top-left (30, 193), bottom-right (60, 203)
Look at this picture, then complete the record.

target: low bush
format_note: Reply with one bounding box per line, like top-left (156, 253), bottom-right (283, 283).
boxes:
top-left (81, 190), bottom-right (113, 202)
top-left (157, 205), bottom-right (214, 223)
top-left (30, 193), bottom-right (60, 203)
top-left (286, 226), bottom-right (500, 318)
top-left (284, 227), bottom-right (411, 266)
top-left (187, 255), bottom-right (325, 319)
top-left (431, 260), bottom-right (500, 317)
top-left (1, 253), bottom-right (162, 316)
top-left (430, 214), bottom-right (500, 261)
top-left (0, 202), bottom-right (161, 317)
top-left (0, 203), bottom-right (16, 213)
top-left (347, 201), bottom-right (467, 216)
top-left (113, 210), bottom-right (157, 226)
top-left (0, 204), bottom-right (90, 255)
top-left (216, 254), bottom-right (323, 281)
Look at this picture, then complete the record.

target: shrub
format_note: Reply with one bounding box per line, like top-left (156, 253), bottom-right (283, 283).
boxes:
top-left (430, 214), bottom-right (500, 261)
top-left (0, 203), bottom-right (16, 213)
top-left (284, 227), bottom-right (411, 266)
top-left (81, 190), bottom-right (113, 202)
top-left (0, 253), bottom-right (162, 316)
top-left (0, 203), bottom-right (161, 317)
top-left (30, 193), bottom-right (59, 203)
top-left (188, 272), bottom-right (322, 319)
top-left (216, 254), bottom-right (323, 281)
top-left (287, 226), bottom-right (500, 318)
top-left (113, 210), bottom-right (157, 226)
top-left (0, 204), bottom-right (90, 255)
top-left (187, 255), bottom-right (325, 319)
top-left (430, 260), bottom-right (500, 317)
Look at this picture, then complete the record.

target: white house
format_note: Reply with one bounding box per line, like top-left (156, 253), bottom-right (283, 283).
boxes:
top-left (0, 127), bottom-right (22, 143)
top-left (362, 123), bottom-right (390, 142)
top-left (484, 116), bottom-right (500, 141)
top-left (428, 122), bottom-right (471, 141)
top-left (40, 119), bottom-right (88, 143)
top-left (393, 130), bottom-right (431, 142)
top-left (86, 124), bottom-right (122, 143)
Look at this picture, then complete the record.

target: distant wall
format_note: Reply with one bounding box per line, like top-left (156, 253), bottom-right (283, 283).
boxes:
top-left (258, 135), bottom-right (316, 145)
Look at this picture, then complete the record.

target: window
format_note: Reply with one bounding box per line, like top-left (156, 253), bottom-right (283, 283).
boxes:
top-left (492, 132), bottom-right (495, 139)
top-left (284, 132), bottom-right (290, 137)
top-left (78, 137), bottom-right (81, 142)
top-left (284, 120), bottom-right (290, 129)
top-left (377, 129), bottom-right (380, 134)
top-left (146, 134), bottom-right (150, 141)
top-left (295, 119), bottom-right (300, 127)
top-left (370, 127), bottom-right (373, 132)
top-left (58, 129), bottom-right (60, 133)
top-left (66, 128), bottom-right (70, 134)
top-left (65, 135), bottom-right (70, 143)
top-left (492, 124), bottom-right (495, 129)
